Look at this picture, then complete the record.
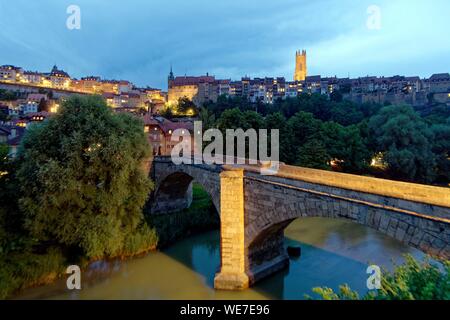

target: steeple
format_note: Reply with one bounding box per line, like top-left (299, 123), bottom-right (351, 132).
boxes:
top-left (168, 64), bottom-right (175, 89)
top-left (168, 64), bottom-right (174, 81)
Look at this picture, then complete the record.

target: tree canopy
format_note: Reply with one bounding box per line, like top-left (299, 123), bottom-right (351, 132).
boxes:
top-left (16, 95), bottom-right (154, 258)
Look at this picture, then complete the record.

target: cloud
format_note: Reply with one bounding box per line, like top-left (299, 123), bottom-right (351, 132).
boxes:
top-left (0, 0), bottom-right (448, 89)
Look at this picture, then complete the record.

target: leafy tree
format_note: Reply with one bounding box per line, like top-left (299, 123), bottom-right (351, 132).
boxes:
top-left (330, 90), bottom-right (343, 103)
top-left (368, 105), bottom-right (436, 182)
top-left (176, 97), bottom-right (198, 116)
top-left (423, 104), bottom-right (450, 125)
top-left (296, 139), bottom-right (330, 169)
top-left (265, 112), bottom-right (290, 162)
top-left (159, 106), bottom-right (174, 119)
top-left (216, 108), bottom-right (247, 130)
top-left (0, 89), bottom-right (17, 101)
top-left (0, 144), bottom-right (22, 254)
top-left (198, 107), bottom-right (216, 130)
top-left (322, 122), bottom-right (371, 172)
top-left (16, 95), bottom-right (154, 259)
top-left (285, 111), bottom-right (324, 164)
top-left (430, 124), bottom-right (450, 182)
top-left (330, 100), bottom-right (364, 126)
top-left (242, 111), bottom-right (264, 130)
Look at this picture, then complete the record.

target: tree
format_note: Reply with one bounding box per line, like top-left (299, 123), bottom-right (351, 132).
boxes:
top-left (265, 112), bottom-right (290, 162)
top-left (17, 95), bottom-right (154, 259)
top-left (285, 111), bottom-right (324, 164)
top-left (368, 105), bottom-right (436, 183)
top-left (296, 139), bottom-right (330, 169)
top-left (322, 122), bottom-right (371, 173)
top-left (330, 100), bottom-right (364, 126)
top-left (198, 107), bottom-right (216, 130)
top-left (0, 89), bottom-right (17, 101)
top-left (430, 123), bottom-right (450, 183)
top-left (0, 144), bottom-right (22, 253)
top-left (216, 108), bottom-right (247, 130)
top-left (177, 97), bottom-right (198, 116)
top-left (330, 90), bottom-right (343, 103)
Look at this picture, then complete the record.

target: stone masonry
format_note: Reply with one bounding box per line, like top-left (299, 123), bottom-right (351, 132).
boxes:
top-left (214, 169), bottom-right (250, 290)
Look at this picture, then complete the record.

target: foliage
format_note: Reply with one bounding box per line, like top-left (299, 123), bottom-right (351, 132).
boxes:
top-left (176, 96), bottom-right (198, 116)
top-left (205, 95), bottom-right (450, 185)
top-left (16, 95), bottom-right (154, 259)
top-left (296, 139), bottom-right (330, 169)
top-left (0, 144), bottom-right (23, 255)
top-left (368, 105), bottom-right (437, 183)
top-left (0, 89), bottom-right (18, 101)
top-left (311, 255), bottom-right (450, 300)
top-left (430, 124), bottom-right (450, 182)
top-left (0, 247), bottom-right (66, 299)
top-left (147, 183), bottom-right (219, 247)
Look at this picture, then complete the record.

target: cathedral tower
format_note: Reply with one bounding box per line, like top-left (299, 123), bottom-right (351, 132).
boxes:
top-left (294, 50), bottom-right (307, 81)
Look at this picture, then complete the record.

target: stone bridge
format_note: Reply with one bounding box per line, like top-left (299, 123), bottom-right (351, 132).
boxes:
top-left (150, 156), bottom-right (450, 290)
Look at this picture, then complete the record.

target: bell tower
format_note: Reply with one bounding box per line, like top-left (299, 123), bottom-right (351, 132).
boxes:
top-left (168, 64), bottom-right (174, 88)
top-left (294, 50), bottom-right (307, 81)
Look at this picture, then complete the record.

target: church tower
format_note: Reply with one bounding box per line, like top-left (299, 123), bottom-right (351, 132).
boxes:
top-left (168, 65), bottom-right (174, 88)
top-left (294, 50), bottom-right (307, 81)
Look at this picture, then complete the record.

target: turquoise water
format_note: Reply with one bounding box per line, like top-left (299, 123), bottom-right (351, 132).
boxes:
top-left (15, 217), bottom-right (425, 300)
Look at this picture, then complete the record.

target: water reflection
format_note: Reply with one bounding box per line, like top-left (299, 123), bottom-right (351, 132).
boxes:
top-left (15, 217), bottom-right (426, 300)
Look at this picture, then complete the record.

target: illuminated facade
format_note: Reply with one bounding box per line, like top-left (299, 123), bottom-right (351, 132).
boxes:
top-left (294, 50), bottom-right (307, 82)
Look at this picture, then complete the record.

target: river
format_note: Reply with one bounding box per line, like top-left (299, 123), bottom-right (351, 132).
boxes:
top-left (15, 217), bottom-right (426, 300)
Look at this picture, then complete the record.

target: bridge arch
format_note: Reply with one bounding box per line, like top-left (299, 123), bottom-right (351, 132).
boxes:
top-left (150, 157), bottom-right (221, 214)
top-left (241, 172), bottom-right (450, 285)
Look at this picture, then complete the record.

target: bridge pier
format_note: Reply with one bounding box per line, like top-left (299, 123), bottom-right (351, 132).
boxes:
top-left (214, 169), bottom-right (250, 290)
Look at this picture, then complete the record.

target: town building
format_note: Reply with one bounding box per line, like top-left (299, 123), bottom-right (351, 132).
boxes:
top-left (0, 65), bottom-right (23, 82)
top-left (48, 65), bottom-right (71, 89)
top-left (143, 115), bottom-right (193, 156)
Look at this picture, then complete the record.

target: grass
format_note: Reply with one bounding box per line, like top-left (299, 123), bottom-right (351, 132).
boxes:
top-left (0, 247), bottom-right (67, 299)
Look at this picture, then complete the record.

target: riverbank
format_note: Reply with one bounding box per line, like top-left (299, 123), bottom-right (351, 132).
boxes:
top-left (1, 183), bottom-right (218, 299)
top-left (13, 217), bottom-right (440, 300)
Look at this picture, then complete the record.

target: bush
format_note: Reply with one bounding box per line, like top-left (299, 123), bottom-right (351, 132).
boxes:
top-left (310, 255), bottom-right (450, 300)
top-left (0, 248), bottom-right (66, 299)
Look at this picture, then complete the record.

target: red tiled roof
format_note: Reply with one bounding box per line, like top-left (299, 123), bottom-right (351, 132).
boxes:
top-left (142, 115), bottom-right (193, 134)
top-left (172, 76), bottom-right (215, 86)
